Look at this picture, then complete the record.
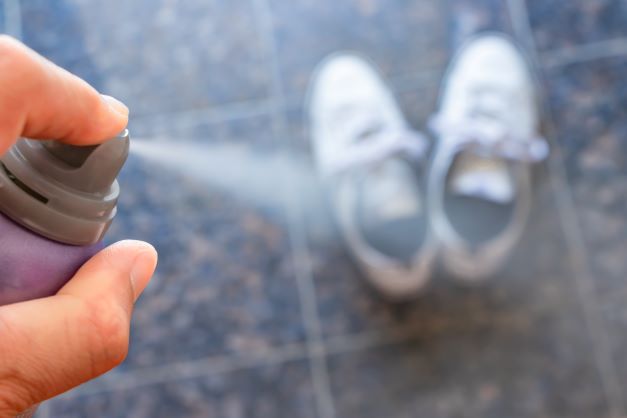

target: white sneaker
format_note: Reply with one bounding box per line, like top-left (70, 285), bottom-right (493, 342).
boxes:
top-left (428, 34), bottom-right (549, 282)
top-left (307, 53), bottom-right (435, 300)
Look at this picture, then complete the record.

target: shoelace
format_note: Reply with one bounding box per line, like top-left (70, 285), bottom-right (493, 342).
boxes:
top-left (322, 108), bottom-right (429, 177)
top-left (429, 113), bottom-right (549, 163)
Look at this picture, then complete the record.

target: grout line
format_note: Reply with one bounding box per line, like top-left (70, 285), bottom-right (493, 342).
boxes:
top-left (324, 327), bottom-right (425, 358)
top-left (55, 312), bottom-right (527, 401)
top-left (128, 68), bottom-right (436, 133)
top-left (4, 0), bottom-right (22, 39)
top-left (324, 312), bottom-right (538, 359)
top-left (129, 66), bottom-right (440, 133)
top-left (505, 0), bottom-right (538, 61)
top-left (58, 343), bottom-right (309, 399)
top-left (130, 97), bottom-right (279, 127)
top-left (541, 38), bottom-right (627, 69)
top-left (543, 130), bottom-right (625, 418)
top-left (507, 1), bottom-right (626, 416)
top-left (130, 68), bottom-right (439, 131)
top-left (119, 34), bottom-right (627, 132)
top-left (279, 65), bottom-right (339, 418)
top-left (249, 1), bottom-right (336, 418)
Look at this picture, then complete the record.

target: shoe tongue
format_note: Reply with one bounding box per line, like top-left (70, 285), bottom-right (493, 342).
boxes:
top-left (359, 159), bottom-right (422, 225)
top-left (448, 154), bottom-right (514, 204)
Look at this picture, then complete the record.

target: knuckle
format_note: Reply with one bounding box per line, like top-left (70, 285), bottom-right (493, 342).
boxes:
top-left (0, 311), bottom-right (16, 340)
top-left (0, 376), bottom-right (35, 417)
top-left (0, 313), bottom-right (27, 369)
top-left (0, 35), bottom-right (22, 57)
top-left (75, 90), bottom-right (111, 139)
top-left (0, 36), bottom-right (29, 72)
top-left (79, 300), bottom-right (130, 373)
top-left (0, 314), bottom-right (42, 414)
top-left (81, 86), bottom-right (104, 112)
top-left (0, 35), bottom-right (42, 98)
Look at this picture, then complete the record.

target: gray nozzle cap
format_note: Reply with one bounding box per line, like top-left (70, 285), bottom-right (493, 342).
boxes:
top-left (0, 130), bottom-right (129, 245)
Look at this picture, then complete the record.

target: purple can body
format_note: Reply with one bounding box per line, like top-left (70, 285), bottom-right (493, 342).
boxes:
top-left (0, 212), bottom-right (102, 306)
top-left (0, 133), bottom-right (129, 307)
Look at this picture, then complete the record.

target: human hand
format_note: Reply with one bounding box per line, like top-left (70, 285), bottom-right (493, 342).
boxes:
top-left (0, 36), bottom-right (158, 416)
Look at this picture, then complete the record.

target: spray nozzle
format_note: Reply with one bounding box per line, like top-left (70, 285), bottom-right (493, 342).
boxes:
top-left (0, 130), bottom-right (130, 245)
top-left (40, 131), bottom-right (130, 193)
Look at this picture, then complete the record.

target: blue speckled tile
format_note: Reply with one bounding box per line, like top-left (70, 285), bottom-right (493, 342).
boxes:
top-left (20, 0), bottom-right (87, 59)
top-left (447, 0), bottom-right (513, 48)
top-left (281, 0), bottom-right (517, 243)
top-left (271, 0), bottom-right (512, 103)
top-left (268, 0), bottom-right (448, 103)
top-left (394, 75), bottom-right (443, 130)
top-left (20, 0), bottom-right (272, 115)
top-left (7, 1), bottom-right (617, 416)
top-left (545, 57), bottom-right (627, 299)
top-left (599, 296), bottom-right (627, 404)
top-left (545, 57), bottom-right (627, 403)
top-left (98, 114), bottom-right (306, 370)
top-left (48, 361), bottom-right (317, 418)
top-left (0, 2), bottom-right (5, 33)
top-left (526, 0), bottom-right (627, 52)
top-left (327, 312), bottom-right (608, 418)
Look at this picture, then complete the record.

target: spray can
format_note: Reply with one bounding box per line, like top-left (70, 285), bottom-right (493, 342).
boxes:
top-left (0, 130), bottom-right (130, 306)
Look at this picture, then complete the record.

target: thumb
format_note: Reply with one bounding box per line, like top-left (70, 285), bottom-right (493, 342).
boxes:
top-left (0, 240), bottom-right (157, 416)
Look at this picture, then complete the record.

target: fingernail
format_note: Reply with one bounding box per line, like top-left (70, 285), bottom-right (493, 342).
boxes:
top-left (102, 94), bottom-right (130, 116)
top-left (130, 244), bottom-right (158, 301)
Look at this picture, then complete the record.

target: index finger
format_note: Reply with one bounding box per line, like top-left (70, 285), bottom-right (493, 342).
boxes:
top-left (0, 35), bottom-right (128, 155)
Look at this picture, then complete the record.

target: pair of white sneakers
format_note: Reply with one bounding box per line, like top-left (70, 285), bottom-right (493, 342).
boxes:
top-left (307, 34), bottom-right (549, 300)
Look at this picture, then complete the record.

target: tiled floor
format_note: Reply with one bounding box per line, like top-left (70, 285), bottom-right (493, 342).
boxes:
top-left (4, 0), bottom-right (627, 416)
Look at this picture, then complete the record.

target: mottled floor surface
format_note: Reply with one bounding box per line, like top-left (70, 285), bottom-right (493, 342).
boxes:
top-left (4, 0), bottom-right (627, 417)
